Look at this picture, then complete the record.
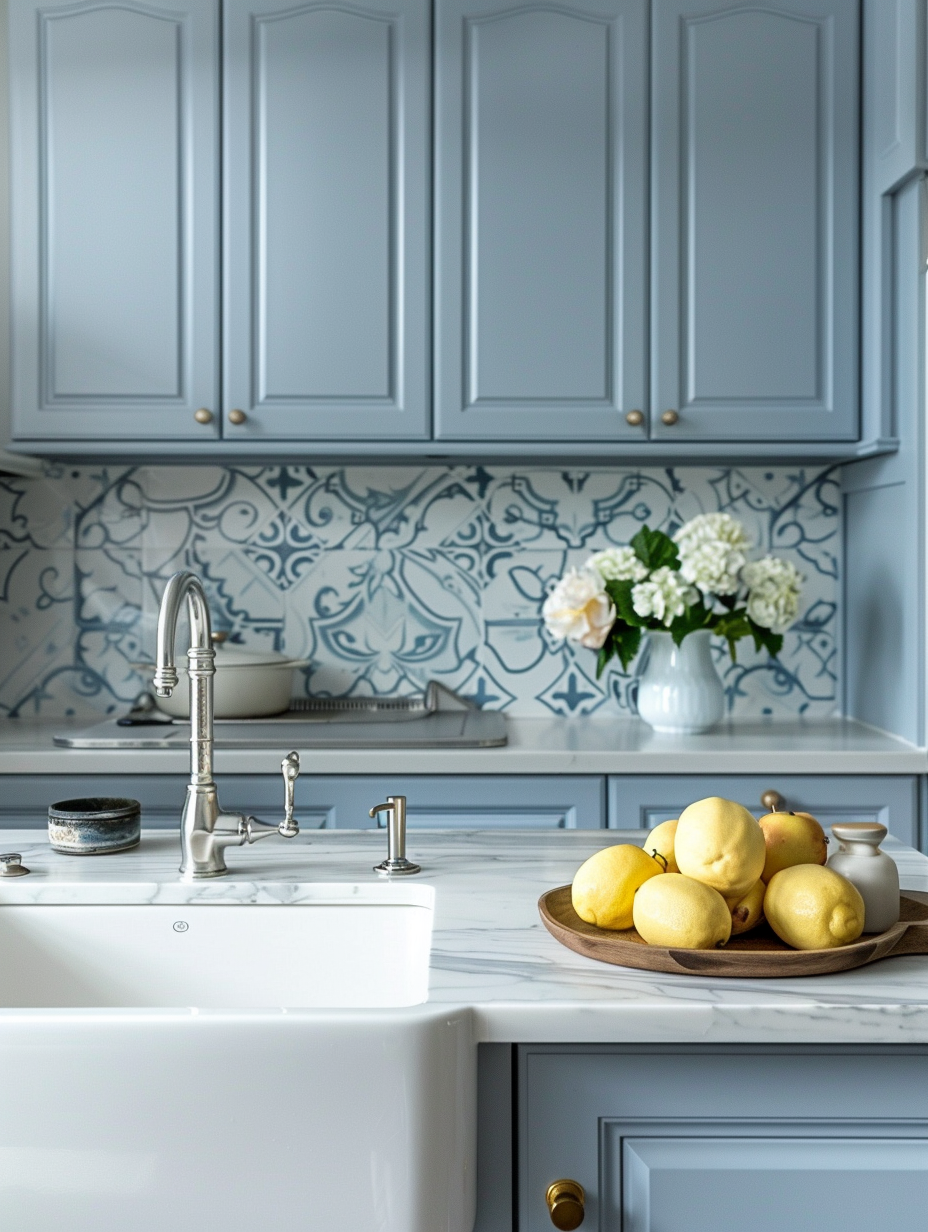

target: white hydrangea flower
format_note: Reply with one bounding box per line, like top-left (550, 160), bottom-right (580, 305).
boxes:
top-left (673, 512), bottom-right (752, 596)
top-left (742, 556), bottom-right (804, 634)
top-left (542, 567), bottom-right (615, 649)
top-left (631, 567), bottom-right (699, 627)
top-left (584, 546), bottom-right (649, 583)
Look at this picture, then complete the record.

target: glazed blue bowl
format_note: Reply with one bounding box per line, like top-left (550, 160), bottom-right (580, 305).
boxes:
top-left (48, 797), bottom-right (141, 855)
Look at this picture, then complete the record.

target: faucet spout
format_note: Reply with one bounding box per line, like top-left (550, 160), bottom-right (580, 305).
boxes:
top-left (152, 571), bottom-right (300, 879)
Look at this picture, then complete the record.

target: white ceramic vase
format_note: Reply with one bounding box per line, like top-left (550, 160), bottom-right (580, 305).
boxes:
top-left (635, 629), bottom-right (725, 734)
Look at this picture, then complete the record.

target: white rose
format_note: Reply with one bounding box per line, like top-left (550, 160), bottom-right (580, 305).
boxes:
top-left (742, 556), bottom-right (804, 634)
top-left (631, 567), bottom-right (699, 628)
top-left (673, 512), bottom-right (752, 596)
top-left (584, 546), bottom-right (649, 583)
top-left (542, 567), bottom-right (615, 649)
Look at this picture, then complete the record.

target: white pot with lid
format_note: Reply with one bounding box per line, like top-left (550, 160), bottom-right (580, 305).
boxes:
top-left (144, 637), bottom-right (309, 719)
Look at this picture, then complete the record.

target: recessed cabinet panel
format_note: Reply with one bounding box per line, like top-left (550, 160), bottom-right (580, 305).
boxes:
top-left (10, 0), bottom-right (219, 440)
top-left (652, 0), bottom-right (859, 441)
top-left (223, 0), bottom-right (429, 440)
top-left (622, 1136), bottom-right (928, 1232)
top-left (435, 0), bottom-right (647, 440)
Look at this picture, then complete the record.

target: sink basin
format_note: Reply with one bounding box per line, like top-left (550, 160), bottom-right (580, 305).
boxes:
top-left (0, 884), bottom-right (433, 1008)
top-left (0, 880), bottom-right (475, 1232)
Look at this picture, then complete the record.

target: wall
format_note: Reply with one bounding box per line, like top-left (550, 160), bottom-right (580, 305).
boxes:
top-left (0, 461), bottom-right (840, 721)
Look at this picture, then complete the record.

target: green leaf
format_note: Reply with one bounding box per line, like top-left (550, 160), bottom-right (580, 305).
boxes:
top-left (711, 609), bottom-right (752, 661)
top-left (605, 578), bottom-right (647, 627)
top-left (595, 639), bottom-right (615, 679)
top-left (629, 524), bottom-right (680, 572)
top-left (612, 622), bottom-right (643, 671)
top-left (667, 600), bottom-right (713, 647)
top-left (748, 617), bottom-right (784, 659)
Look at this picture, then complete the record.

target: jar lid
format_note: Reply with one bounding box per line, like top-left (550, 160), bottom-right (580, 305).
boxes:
top-left (831, 821), bottom-right (887, 844)
top-left (48, 797), bottom-right (141, 822)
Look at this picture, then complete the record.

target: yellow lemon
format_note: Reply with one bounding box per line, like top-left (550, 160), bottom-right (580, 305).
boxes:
top-left (632, 873), bottom-right (731, 949)
top-left (571, 844), bottom-right (664, 930)
top-left (765, 864), bottom-right (865, 950)
top-left (674, 796), bottom-right (766, 899)
top-left (643, 818), bottom-right (679, 873)
top-left (725, 878), bottom-right (766, 936)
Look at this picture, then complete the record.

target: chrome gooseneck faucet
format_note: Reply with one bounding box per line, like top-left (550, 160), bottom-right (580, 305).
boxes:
top-left (153, 570), bottom-right (300, 878)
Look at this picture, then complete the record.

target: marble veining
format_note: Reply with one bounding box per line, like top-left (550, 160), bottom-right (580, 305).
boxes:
top-left (3, 829), bottom-right (928, 1043)
top-left (0, 463), bottom-right (840, 721)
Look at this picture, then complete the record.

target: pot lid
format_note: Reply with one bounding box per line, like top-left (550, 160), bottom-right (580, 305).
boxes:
top-left (212, 637), bottom-right (292, 667)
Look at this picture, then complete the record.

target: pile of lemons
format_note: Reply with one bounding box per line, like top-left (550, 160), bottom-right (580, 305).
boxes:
top-left (571, 796), bottom-right (867, 951)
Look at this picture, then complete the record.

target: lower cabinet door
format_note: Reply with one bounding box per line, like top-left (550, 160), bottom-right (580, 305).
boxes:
top-left (0, 774), bottom-right (607, 831)
top-left (622, 1136), bottom-right (928, 1232)
top-left (607, 774), bottom-right (920, 848)
top-left (518, 1045), bottom-right (928, 1232)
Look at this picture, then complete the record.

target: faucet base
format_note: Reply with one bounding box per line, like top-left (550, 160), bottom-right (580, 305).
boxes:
top-left (374, 858), bottom-right (421, 876)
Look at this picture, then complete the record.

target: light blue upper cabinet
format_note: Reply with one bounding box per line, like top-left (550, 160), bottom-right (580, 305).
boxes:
top-left (651, 0), bottom-right (859, 443)
top-left (433, 0), bottom-right (648, 441)
top-left (864, 0), bottom-right (927, 194)
top-left (222, 0), bottom-right (430, 441)
top-left (9, 0), bottom-right (220, 441)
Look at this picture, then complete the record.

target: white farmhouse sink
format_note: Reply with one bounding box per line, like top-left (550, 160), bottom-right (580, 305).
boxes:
top-left (0, 885), bottom-right (433, 1008)
top-left (0, 881), bottom-right (475, 1232)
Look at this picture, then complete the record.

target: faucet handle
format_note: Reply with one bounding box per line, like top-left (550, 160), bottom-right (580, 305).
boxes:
top-left (369, 795), bottom-right (420, 876)
top-left (279, 751), bottom-right (300, 838)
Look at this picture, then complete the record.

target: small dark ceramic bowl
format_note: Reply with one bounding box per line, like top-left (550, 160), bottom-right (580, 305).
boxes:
top-left (48, 797), bottom-right (141, 855)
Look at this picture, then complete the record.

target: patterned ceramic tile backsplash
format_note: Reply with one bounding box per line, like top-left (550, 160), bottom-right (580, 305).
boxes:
top-left (0, 463), bottom-right (840, 721)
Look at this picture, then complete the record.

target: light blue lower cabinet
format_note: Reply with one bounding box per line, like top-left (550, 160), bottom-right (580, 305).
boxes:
top-left (608, 775), bottom-right (920, 848)
top-left (0, 775), bottom-right (607, 831)
top-left (516, 1045), bottom-right (928, 1232)
top-left (3, 774), bottom-right (919, 841)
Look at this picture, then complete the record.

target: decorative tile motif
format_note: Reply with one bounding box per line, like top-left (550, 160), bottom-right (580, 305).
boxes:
top-left (0, 463), bottom-right (841, 720)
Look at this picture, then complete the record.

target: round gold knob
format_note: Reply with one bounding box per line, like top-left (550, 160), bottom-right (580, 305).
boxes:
top-left (228, 408), bottom-right (247, 425)
top-left (194, 407), bottom-right (213, 424)
top-left (660, 409), bottom-right (679, 426)
top-left (625, 409), bottom-right (644, 427)
top-left (546, 1179), bottom-right (584, 1230)
top-left (761, 789), bottom-right (787, 813)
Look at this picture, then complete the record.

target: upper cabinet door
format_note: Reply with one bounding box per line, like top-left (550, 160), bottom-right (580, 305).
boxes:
top-left (10, 0), bottom-right (220, 442)
top-left (223, 0), bottom-right (430, 441)
top-left (434, 0), bottom-right (648, 441)
top-left (652, 0), bottom-right (859, 443)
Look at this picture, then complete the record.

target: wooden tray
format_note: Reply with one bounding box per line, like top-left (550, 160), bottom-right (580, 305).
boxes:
top-left (538, 886), bottom-right (928, 978)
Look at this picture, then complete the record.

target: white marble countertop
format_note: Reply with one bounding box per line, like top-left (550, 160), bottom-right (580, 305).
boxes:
top-left (0, 715), bottom-right (923, 775)
top-left (4, 828), bottom-right (928, 1044)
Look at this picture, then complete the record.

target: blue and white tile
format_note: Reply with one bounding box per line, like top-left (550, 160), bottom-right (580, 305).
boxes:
top-left (0, 463), bottom-right (842, 720)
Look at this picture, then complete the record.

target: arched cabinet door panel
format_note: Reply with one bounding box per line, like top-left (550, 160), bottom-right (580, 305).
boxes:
top-left (434, 0), bottom-right (648, 441)
top-left (223, 0), bottom-right (430, 441)
top-left (10, 0), bottom-right (220, 441)
top-left (651, 0), bottom-right (859, 442)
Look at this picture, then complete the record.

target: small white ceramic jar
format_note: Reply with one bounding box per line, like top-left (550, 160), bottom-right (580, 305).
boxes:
top-left (827, 822), bottom-right (900, 934)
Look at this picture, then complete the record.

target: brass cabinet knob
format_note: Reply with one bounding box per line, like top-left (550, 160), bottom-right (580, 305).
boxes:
top-left (193, 407), bottom-right (213, 424)
top-left (546, 1180), bottom-right (585, 1230)
top-left (761, 789), bottom-right (787, 813)
top-left (228, 408), bottom-right (247, 425)
top-left (625, 409), bottom-right (644, 427)
top-left (660, 409), bottom-right (679, 425)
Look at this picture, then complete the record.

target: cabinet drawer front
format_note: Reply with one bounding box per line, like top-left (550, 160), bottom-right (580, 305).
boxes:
top-left (607, 775), bottom-right (919, 847)
top-left (0, 775), bottom-right (606, 831)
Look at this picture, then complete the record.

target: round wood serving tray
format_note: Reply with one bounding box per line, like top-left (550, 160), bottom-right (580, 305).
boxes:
top-left (538, 886), bottom-right (928, 978)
